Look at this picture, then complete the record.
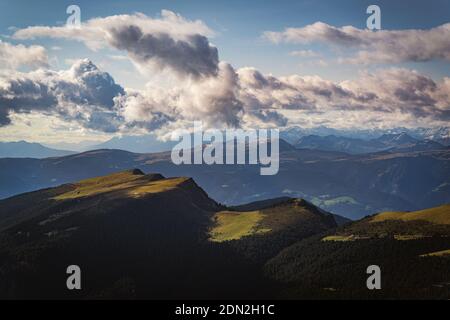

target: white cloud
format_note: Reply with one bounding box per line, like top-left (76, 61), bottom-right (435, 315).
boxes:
top-left (116, 61), bottom-right (243, 131)
top-left (115, 65), bottom-right (450, 135)
top-left (289, 50), bottom-right (319, 58)
top-left (0, 112), bottom-right (112, 144)
top-left (0, 40), bottom-right (48, 69)
top-left (107, 54), bottom-right (129, 61)
top-left (0, 59), bottom-right (124, 130)
top-left (236, 67), bottom-right (450, 129)
top-left (2, 12), bottom-right (449, 137)
top-left (2, 58), bottom-right (449, 135)
top-left (14, 10), bottom-right (217, 78)
top-left (264, 22), bottom-right (450, 64)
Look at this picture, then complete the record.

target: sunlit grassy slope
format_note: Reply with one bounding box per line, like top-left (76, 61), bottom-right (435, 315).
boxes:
top-left (370, 204), bottom-right (450, 225)
top-left (420, 249), bottom-right (450, 257)
top-left (0, 169), bottom-right (221, 233)
top-left (322, 235), bottom-right (362, 242)
top-left (53, 169), bottom-right (187, 200)
top-left (209, 199), bottom-right (336, 242)
top-left (209, 211), bottom-right (270, 242)
top-left (321, 203), bottom-right (450, 242)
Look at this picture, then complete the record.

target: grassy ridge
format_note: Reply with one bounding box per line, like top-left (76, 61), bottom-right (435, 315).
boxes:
top-left (209, 211), bottom-right (270, 242)
top-left (1, 168), bottom-right (448, 299)
top-left (321, 204), bottom-right (450, 242)
top-left (420, 249), bottom-right (450, 257)
top-left (264, 203), bottom-right (450, 299)
top-left (371, 204), bottom-right (450, 225)
top-left (126, 177), bottom-right (189, 198)
top-left (53, 170), bottom-right (187, 200)
top-left (54, 170), bottom-right (145, 199)
top-left (209, 199), bottom-right (337, 243)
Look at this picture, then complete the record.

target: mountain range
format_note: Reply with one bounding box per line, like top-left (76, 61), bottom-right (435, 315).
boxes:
top-left (9, 127), bottom-right (447, 156)
top-left (0, 170), bottom-right (448, 299)
top-left (0, 137), bottom-right (448, 219)
top-left (2, 132), bottom-right (446, 159)
top-left (294, 133), bottom-right (447, 154)
top-left (90, 134), bottom-right (176, 153)
top-left (280, 126), bottom-right (450, 146)
top-left (0, 141), bottom-right (74, 158)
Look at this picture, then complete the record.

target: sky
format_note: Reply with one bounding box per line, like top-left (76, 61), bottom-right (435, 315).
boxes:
top-left (0, 0), bottom-right (449, 144)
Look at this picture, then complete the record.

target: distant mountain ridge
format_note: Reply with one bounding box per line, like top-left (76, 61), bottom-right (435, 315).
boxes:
top-left (91, 134), bottom-right (176, 153)
top-left (375, 132), bottom-right (418, 145)
top-left (0, 140), bottom-right (449, 219)
top-left (44, 126), bottom-right (450, 154)
top-left (0, 141), bottom-right (74, 158)
top-left (294, 133), bottom-right (447, 154)
top-left (280, 126), bottom-right (450, 145)
top-left (8, 127), bottom-right (447, 156)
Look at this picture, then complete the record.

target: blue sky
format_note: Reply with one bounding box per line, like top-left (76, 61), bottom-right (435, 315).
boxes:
top-left (0, 0), bottom-right (449, 144)
top-left (2, 0), bottom-right (450, 84)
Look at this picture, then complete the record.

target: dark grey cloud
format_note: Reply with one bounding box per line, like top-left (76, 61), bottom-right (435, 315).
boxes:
top-left (251, 110), bottom-right (288, 126)
top-left (13, 11), bottom-right (218, 78)
top-left (108, 25), bottom-right (219, 78)
top-left (66, 59), bottom-right (125, 107)
top-left (0, 77), bottom-right (57, 125)
top-left (265, 22), bottom-right (450, 64)
top-left (0, 106), bottom-right (11, 126)
top-left (237, 68), bottom-right (315, 111)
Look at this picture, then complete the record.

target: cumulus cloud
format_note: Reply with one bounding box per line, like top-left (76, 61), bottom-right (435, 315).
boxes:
top-left (264, 22), bottom-right (450, 64)
top-left (0, 59), bottom-right (124, 131)
top-left (246, 109), bottom-right (288, 127)
top-left (4, 12), bottom-right (449, 135)
top-left (107, 25), bottom-right (218, 78)
top-left (14, 10), bottom-right (218, 78)
top-left (0, 40), bottom-right (48, 69)
top-left (340, 69), bottom-right (450, 120)
top-left (237, 67), bottom-right (315, 112)
top-left (236, 67), bottom-right (450, 128)
top-left (2, 58), bottom-right (449, 135)
top-left (115, 61), bottom-right (243, 130)
top-left (113, 65), bottom-right (450, 134)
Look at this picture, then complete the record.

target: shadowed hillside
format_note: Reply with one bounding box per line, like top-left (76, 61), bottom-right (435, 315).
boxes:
top-left (264, 204), bottom-right (450, 299)
top-left (0, 169), bottom-right (448, 299)
top-left (209, 198), bottom-right (340, 262)
top-left (0, 169), bottom-right (341, 299)
top-left (0, 170), bottom-right (248, 299)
